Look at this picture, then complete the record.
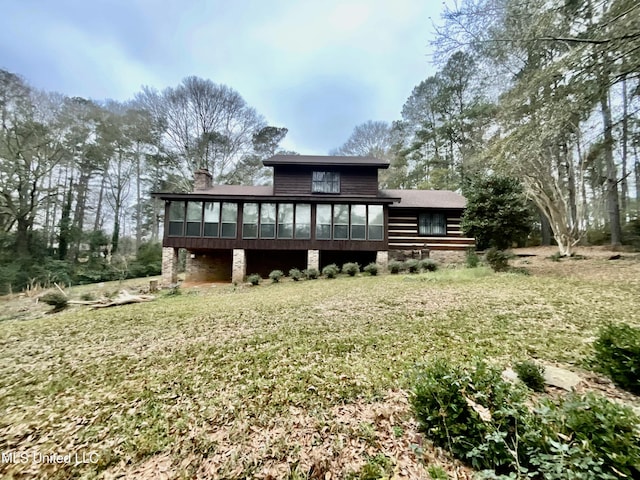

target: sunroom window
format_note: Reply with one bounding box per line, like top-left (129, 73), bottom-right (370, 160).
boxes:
top-left (221, 203), bottom-right (237, 238)
top-left (186, 202), bottom-right (202, 236)
top-left (168, 201), bottom-right (185, 236)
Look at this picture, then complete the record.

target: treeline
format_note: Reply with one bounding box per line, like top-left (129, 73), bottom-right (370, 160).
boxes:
top-left (0, 71), bottom-right (289, 292)
top-left (333, 0), bottom-right (640, 255)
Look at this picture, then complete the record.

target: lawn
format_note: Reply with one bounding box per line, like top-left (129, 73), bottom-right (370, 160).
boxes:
top-left (1, 250), bottom-right (639, 479)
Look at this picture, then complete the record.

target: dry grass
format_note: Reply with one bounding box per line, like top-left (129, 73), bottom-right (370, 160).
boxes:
top-left (1, 248), bottom-right (639, 479)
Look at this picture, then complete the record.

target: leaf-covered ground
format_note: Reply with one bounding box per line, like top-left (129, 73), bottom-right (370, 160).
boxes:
top-left (1, 248), bottom-right (639, 479)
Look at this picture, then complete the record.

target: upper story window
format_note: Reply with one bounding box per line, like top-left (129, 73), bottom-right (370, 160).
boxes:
top-left (312, 171), bottom-right (340, 193)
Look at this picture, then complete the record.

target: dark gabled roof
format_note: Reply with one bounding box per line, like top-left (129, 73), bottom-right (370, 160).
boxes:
top-left (263, 155), bottom-right (390, 168)
top-left (381, 189), bottom-right (466, 209)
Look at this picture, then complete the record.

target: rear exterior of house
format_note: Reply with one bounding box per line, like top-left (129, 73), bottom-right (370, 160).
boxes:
top-left (158, 155), bottom-right (474, 283)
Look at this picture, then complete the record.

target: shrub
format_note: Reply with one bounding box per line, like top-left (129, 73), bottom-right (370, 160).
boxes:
top-left (529, 393), bottom-right (640, 479)
top-left (410, 358), bottom-right (640, 479)
top-left (288, 268), bottom-right (303, 281)
top-left (405, 259), bottom-right (420, 273)
top-left (466, 248), bottom-right (479, 268)
top-left (342, 262), bottom-right (360, 276)
top-left (247, 274), bottom-right (261, 286)
top-left (303, 268), bottom-right (319, 280)
top-left (410, 358), bottom-right (530, 472)
top-left (322, 263), bottom-right (339, 278)
top-left (485, 248), bottom-right (509, 272)
top-left (268, 269), bottom-right (284, 283)
top-left (549, 251), bottom-right (563, 262)
top-left (388, 260), bottom-right (403, 274)
top-left (419, 258), bottom-right (438, 272)
top-left (40, 291), bottom-right (69, 312)
top-left (593, 323), bottom-right (640, 394)
top-left (513, 360), bottom-right (545, 392)
top-left (363, 262), bottom-right (378, 276)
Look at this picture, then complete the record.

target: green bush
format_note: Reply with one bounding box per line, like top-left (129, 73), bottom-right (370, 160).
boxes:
top-left (342, 262), bottom-right (360, 276)
top-left (410, 358), bottom-right (530, 472)
top-left (303, 268), bottom-right (319, 280)
top-left (466, 249), bottom-right (479, 268)
top-left (268, 269), bottom-right (284, 283)
top-left (404, 259), bottom-right (420, 273)
top-left (388, 260), bottom-right (404, 274)
top-left (247, 274), bottom-right (261, 286)
top-left (419, 258), bottom-right (438, 272)
top-left (549, 251), bottom-right (563, 262)
top-left (513, 360), bottom-right (545, 392)
top-left (288, 268), bottom-right (303, 281)
top-left (40, 291), bottom-right (69, 312)
top-left (363, 262), bottom-right (378, 276)
top-left (528, 393), bottom-right (640, 479)
top-left (409, 358), bottom-right (640, 478)
top-left (593, 323), bottom-right (640, 394)
top-left (485, 248), bottom-right (509, 272)
top-left (322, 263), bottom-right (339, 278)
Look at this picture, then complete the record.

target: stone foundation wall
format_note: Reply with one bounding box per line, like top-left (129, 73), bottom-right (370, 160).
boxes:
top-left (389, 249), bottom-right (430, 262)
top-left (186, 250), bottom-right (232, 282)
top-left (428, 250), bottom-right (467, 264)
top-left (388, 249), bottom-right (467, 265)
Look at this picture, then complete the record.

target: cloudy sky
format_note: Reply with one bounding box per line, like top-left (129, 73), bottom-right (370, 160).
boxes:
top-left (1, 0), bottom-right (448, 154)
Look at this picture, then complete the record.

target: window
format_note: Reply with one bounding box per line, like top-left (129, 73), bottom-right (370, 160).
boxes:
top-left (350, 205), bottom-right (366, 240)
top-left (242, 203), bottom-right (258, 238)
top-left (168, 201), bottom-right (185, 236)
top-left (221, 203), bottom-right (237, 238)
top-left (333, 204), bottom-right (349, 239)
top-left (312, 171), bottom-right (340, 193)
top-left (186, 202), bottom-right (202, 236)
top-left (368, 205), bottom-right (384, 240)
top-left (295, 204), bottom-right (311, 239)
top-left (203, 202), bottom-right (220, 237)
top-left (260, 203), bottom-right (276, 238)
top-left (419, 212), bottom-right (446, 236)
top-left (277, 204), bottom-right (294, 239)
top-left (316, 204), bottom-right (331, 240)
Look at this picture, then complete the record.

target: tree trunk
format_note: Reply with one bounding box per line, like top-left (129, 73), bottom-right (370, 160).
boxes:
top-left (599, 81), bottom-right (622, 246)
top-left (94, 174), bottom-right (106, 231)
top-left (540, 209), bottom-right (551, 246)
top-left (135, 149), bottom-right (142, 251)
top-left (620, 76), bottom-right (629, 222)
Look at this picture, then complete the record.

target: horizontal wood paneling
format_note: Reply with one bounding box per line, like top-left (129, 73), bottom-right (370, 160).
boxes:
top-left (387, 207), bottom-right (474, 250)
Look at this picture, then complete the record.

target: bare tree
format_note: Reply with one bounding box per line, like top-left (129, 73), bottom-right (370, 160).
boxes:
top-left (136, 77), bottom-right (266, 188)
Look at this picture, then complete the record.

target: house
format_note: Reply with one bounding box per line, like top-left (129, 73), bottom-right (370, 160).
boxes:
top-left (157, 155), bottom-right (474, 283)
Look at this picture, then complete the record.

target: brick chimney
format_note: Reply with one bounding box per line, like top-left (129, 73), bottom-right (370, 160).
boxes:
top-left (193, 168), bottom-right (212, 191)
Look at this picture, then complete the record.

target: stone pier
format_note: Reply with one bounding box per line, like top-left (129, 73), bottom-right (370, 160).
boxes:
top-left (162, 247), bottom-right (179, 284)
top-left (232, 249), bottom-right (246, 284)
top-left (375, 250), bottom-right (389, 270)
top-left (307, 249), bottom-right (319, 271)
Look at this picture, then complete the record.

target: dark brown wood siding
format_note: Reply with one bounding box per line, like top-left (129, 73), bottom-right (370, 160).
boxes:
top-left (387, 208), bottom-right (475, 250)
top-left (273, 165), bottom-right (379, 196)
top-left (163, 237), bottom-right (386, 251)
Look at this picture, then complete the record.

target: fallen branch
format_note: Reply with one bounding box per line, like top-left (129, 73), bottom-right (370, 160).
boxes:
top-left (68, 290), bottom-right (155, 309)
